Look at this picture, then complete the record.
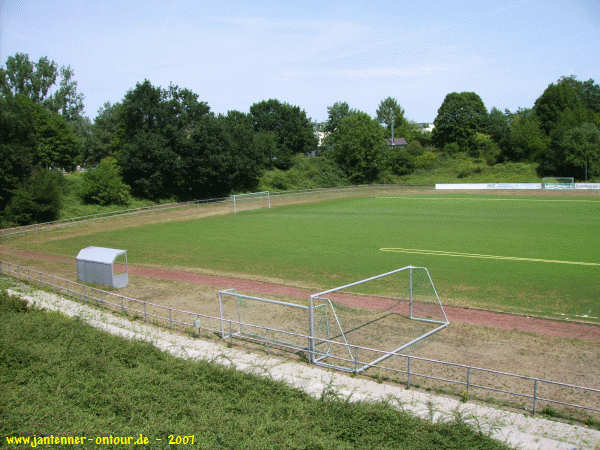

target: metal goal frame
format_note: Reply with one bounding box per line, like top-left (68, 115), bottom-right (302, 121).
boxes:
top-left (309, 266), bottom-right (449, 373)
top-left (217, 266), bottom-right (449, 375)
top-left (232, 191), bottom-right (271, 214)
top-left (541, 177), bottom-right (575, 190)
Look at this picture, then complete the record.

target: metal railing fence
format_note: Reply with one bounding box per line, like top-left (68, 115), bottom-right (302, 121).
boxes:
top-left (0, 196), bottom-right (231, 239)
top-left (0, 184), bottom-right (431, 239)
top-left (1, 259), bottom-right (598, 419)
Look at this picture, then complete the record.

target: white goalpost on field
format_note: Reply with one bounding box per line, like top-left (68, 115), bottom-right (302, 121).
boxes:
top-left (232, 191), bottom-right (271, 214)
top-left (541, 177), bottom-right (575, 190)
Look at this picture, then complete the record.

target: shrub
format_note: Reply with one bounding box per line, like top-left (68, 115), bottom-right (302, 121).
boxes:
top-left (386, 150), bottom-right (414, 175)
top-left (0, 290), bottom-right (29, 313)
top-left (414, 150), bottom-right (438, 169)
top-left (474, 133), bottom-right (501, 165)
top-left (79, 157), bottom-right (130, 205)
top-left (259, 155), bottom-right (346, 191)
top-left (4, 169), bottom-right (63, 225)
top-left (443, 142), bottom-right (460, 154)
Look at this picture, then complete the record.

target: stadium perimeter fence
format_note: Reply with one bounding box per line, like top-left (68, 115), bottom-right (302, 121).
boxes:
top-left (1, 259), bottom-right (598, 421)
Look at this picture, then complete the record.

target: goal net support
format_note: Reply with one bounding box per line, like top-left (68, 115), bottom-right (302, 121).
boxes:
top-left (541, 177), bottom-right (575, 190)
top-left (232, 191), bottom-right (271, 214)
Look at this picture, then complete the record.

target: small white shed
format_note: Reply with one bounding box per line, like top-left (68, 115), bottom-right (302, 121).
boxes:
top-left (76, 246), bottom-right (128, 288)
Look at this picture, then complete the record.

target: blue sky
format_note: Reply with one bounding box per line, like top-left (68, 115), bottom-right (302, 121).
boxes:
top-left (1, 0), bottom-right (599, 122)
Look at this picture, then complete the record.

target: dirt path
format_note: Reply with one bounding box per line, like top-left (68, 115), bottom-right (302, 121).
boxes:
top-left (3, 246), bottom-right (599, 341)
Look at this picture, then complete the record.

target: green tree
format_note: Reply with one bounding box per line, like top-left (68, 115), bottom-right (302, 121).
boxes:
top-left (324, 101), bottom-right (356, 133)
top-left (0, 52), bottom-right (84, 121)
top-left (117, 80), bottom-right (210, 199)
top-left (432, 92), bottom-right (488, 152)
top-left (487, 107), bottom-right (510, 149)
top-left (79, 157), bottom-right (130, 205)
top-left (175, 113), bottom-right (232, 199)
top-left (84, 102), bottom-right (123, 164)
top-left (33, 105), bottom-right (79, 169)
top-left (375, 97), bottom-right (407, 136)
top-left (504, 109), bottom-right (549, 162)
top-left (328, 112), bottom-right (386, 183)
top-left (218, 110), bottom-right (263, 192)
top-left (534, 76), bottom-right (600, 136)
top-left (5, 169), bottom-right (63, 225)
top-left (0, 95), bottom-right (37, 210)
top-left (0, 94), bottom-right (77, 214)
top-left (561, 123), bottom-right (600, 180)
top-left (249, 99), bottom-right (317, 169)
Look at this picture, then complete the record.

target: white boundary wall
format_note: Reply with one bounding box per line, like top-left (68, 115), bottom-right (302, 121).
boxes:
top-left (436, 183), bottom-right (600, 190)
top-left (575, 183), bottom-right (600, 190)
top-left (436, 183), bottom-right (540, 190)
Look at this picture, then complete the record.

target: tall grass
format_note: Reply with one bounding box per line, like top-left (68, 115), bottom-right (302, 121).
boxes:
top-left (0, 290), bottom-right (506, 449)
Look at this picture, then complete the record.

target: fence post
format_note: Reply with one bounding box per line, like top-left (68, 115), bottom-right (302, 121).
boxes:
top-left (466, 367), bottom-right (471, 397)
top-left (121, 296), bottom-right (125, 313)
top-left (143, 302), bottom-right (147, 322)
top-left (532, 379), bottom-right (538, 415)
top-left (308, 297), bottom-right (315, 364)
top-left (169, 309), bottom-right (173, 328)
top-left (407, 356), bottom-right (411, 388)
top-left (353, 346), bottom-right (359, 374)
top-left (218, 292), bottom-right (225, 338)
top-left (266, 330), bottom-right (271, 356)
top-left (229, 320), bottom-right (233, 344)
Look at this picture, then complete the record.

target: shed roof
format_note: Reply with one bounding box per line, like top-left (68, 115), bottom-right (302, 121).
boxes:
top-left (76, 246), bottom-right (126, 264)
top-left (386, 137), bottom-right (408, 147)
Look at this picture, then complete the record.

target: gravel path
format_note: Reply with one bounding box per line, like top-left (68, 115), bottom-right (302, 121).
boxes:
top-left (8, 286), bottom-right (600, 450)
top-left (3, 246), bottom-right (598, 342)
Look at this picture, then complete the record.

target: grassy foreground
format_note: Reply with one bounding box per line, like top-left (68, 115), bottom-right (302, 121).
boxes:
top-left (25, 193), bottom-right (600, 319)
top-left (0, 290), bottom-right (506, 449)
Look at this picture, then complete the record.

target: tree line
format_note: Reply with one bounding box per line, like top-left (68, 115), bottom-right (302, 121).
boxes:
top-left (1, 52), bottom-right (599, 226)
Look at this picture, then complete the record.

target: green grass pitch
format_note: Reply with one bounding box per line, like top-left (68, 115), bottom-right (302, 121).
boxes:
top-left (26, 193), bottom-right (600, 319)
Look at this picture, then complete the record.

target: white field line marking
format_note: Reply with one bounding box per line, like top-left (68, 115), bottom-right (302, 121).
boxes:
top-left (375, 196), bottom-right (600, 203)
top-left (379, 248), bottom-right (600, 267)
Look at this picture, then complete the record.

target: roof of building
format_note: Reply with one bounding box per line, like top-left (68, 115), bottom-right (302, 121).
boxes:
top-left (387, 137), bottom-right (408, 146)
top-left (76, 246), bottom-right (127, 264)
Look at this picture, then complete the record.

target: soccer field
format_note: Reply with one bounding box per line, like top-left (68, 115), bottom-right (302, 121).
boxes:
top-left (21, 193), bottom-right (600, 319)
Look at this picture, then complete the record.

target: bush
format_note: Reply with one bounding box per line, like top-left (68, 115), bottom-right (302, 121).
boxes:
top-left (385, 150), bottom-right (414, 175)
top-left (0, 290), bottom-right (29, 313)
top-left (443, 142), bottom-right (460, 154)
top-left (4, 169), bottom-right (63, 225)
top-left (259, 155), bottom-right (346, 191)
top-left (414, 150), bottom-right (438, 169)
top-left (79, 157), bottom-right (130, 205)
top-left (474, 133), bottom-right (501, 165)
